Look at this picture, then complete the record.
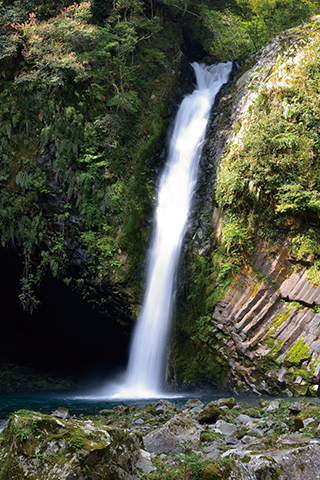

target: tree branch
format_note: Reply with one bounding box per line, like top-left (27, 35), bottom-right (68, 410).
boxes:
top-left (170, 3), bottom-right (201, 19)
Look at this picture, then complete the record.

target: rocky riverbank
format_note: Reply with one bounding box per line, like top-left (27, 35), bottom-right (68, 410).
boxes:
top-left (2, 396), bottom-right (320, 479)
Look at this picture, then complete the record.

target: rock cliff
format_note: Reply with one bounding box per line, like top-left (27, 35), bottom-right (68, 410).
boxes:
top-left (171, 16), bottom-right (320, 396)
top-left (213, 247), bottom-right (320, 396)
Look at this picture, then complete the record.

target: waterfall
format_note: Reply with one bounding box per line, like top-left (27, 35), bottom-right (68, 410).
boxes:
top-left (115, 61), bottom-right (233, 399)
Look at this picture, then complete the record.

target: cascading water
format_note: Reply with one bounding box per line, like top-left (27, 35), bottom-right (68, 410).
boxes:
top-left (114, 61), bottom-right (233, 399)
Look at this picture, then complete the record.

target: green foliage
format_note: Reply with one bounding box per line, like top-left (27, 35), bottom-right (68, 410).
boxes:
top-left (284, 337), bottom-right (311, 366)
top-left (200, 0), bottom-right (318, 59)
top-left (276, 183), bottom-right (320, 215)
top-left (0, 0), bottom-right (180, 310)
top-left (307, 261), bottom-right (320, 285)
top-left (265, 339), bottom-right (283, 368)
top-left (216, 25), bottom-right (320, 265)
top-left (12, 3), bottom-right (103, 87)
top-left (1, 0), bottom-right (318, 323)
top-left (290, 230), bottom-right (320, 260)
top-left (221, 215), bottom-right (251, 254)
top-left (264, 309), bottom-right (290, 338)
top-left (68, 430), bottom-right (85, 453)
top-left (143, 451), bottom-right (234, 480)
top-left (201, 8), bottom-right (253, 60)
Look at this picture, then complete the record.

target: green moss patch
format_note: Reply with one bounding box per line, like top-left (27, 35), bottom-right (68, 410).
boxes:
top-left (284, 338), bottom-right (311, 367)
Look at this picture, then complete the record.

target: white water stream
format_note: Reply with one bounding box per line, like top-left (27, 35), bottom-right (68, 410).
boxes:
top-left (113, 62), bottom-right (233, 399)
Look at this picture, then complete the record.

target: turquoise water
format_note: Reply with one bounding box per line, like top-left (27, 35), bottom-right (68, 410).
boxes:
top-left (1, 390), bottom-right (318, 419)
top-left (0, 390), bottom-right (257, 418)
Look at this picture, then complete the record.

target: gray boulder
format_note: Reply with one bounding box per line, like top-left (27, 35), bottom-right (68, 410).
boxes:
top-left (143, 413), bottom-right (199, 454)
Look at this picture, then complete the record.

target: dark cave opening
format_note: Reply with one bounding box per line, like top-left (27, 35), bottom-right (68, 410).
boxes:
top-left (0, 247), bottom-right (131, 382)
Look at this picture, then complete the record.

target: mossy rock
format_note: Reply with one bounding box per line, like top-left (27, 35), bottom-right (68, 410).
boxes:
top-left (202, 463), bottom-right (223, 480)
top-left (0, 410), bottom-right (143, 480)
top-left (200, 431), bottom-right (224, 443)
top-left (198, 404), bottom-right (224, 424)
top-left (99, 409), bottom-right (115, 416)
top-left (219, 397), bottom-right (237, 409)
top-left (292, 383), bottom-right (309, 396)
top-left (293, 416), bottom-right (304, 431)
top-left (259, 399), bottom-right (269, 409)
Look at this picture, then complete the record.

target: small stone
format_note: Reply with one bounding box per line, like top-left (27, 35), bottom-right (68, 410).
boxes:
top-left (289, 402), bottom-right (304, 414)
top-left (236, 414), bottom-right (253, 425)
top-left (309, 384), bottom-right (319, 396)
top-left (247, 427), bottom-right (263, 437)
top-left (214, 420), bottom-right (238, 437)
top-left (264, 400), bottom-right (280, 412)
top-left (303, 417), bottom-right (318, 427)
top-left (51, 407), bottom-right (69, 419)
top-left (136, 449), bottom-right (155, 474)
top-left (241, 435), bottom-right (256, 444)
top-left (155, 400), bottom-right (176, 414)
top-left (259, 399), bottom-right (269, 409)
top-left (190, 406), bottom-right (203, 417)
top-left (204, 452), bottom-right (220, 460)
top-left (226, 437), bottom-right (238, 445)
top-left (217, 397), bottom-right (237, 409)
top-left (183, 399), bottom-right (204, 410)
top-left (198, 405), bottom-right (224, 425)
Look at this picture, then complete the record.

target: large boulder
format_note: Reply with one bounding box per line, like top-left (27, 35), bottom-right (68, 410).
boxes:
top-left (0, 410), bottom-right (143, 480)
top-left (143, 413), bottom-right (199, 454)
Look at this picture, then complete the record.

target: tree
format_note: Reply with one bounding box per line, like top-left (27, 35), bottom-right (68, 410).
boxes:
top-left (11, 2), bottom-right (103, 87)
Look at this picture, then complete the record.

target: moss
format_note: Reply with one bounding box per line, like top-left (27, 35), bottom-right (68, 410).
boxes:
top-left (274, 311), bottom-right (290, 327)
top-left (242, 407), bottom-right (261, 418)
top-left (167, 336), bottom-right (230, 389)
top-left (219, 398), bottom-right (237, 409)
top-left (266, 340), bottom-right (283, 367)
top-left (198, 404), bottom-right (225, 425)
top-left (284, 338), bottom-right (311, 367)
top-left (292, 383), bottom-right (309, 396)
top-left (0, 409), bottom-right (146, 479)
top-left (307, 262), bottom-right (320, 286)
top-left (200, 431), bottom-right (224, 443)
top-left (241, 454), bottom-right (252, 464)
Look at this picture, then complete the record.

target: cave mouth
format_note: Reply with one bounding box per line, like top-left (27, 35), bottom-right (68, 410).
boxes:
top-left (0, 247), bottom-right (130, 385)
top-left (181, 27), bottom-right (208, 63)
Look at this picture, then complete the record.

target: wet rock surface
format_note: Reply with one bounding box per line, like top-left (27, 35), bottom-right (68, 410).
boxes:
top-left (2, 397), bottom-right (320, 479)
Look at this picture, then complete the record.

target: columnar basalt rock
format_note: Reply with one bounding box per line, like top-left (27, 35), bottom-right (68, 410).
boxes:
top-left (211, 251), bottom-right (320, 395)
